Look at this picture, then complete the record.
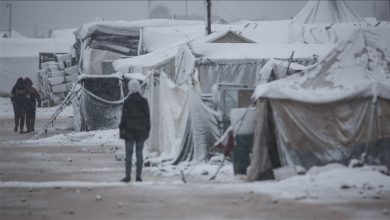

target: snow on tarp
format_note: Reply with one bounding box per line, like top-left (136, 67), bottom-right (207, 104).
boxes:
top-left (50, 28), bottom-right (77, 40)
top-left (247, 28), bottom-right (390, 181)
top-left (73, 75), bottom-right (124, 131)
top-left (235, 19), bottom-right (383, 45)
top-left (113, 42), bottom-right (183, 75)
top-left (113, 29), bottom-right (253, 79)
top-left (0, 29), bottom-right (27, 38)
top-left (256, 59), bottom-right (308, 85)
top-left (140, 24), bottom-right (246, 53)
top-left (175, 42), bottom-right (333, 94)
top-left (0, 38), bottom-right (74, 95)
top-left (140, 25), bottom-right (204, 53)
top-left (293, 0), bottom-right (365, 24)
top-left (74, 19), bottom-right (204, 40)
top-left (253, 28), bottom-right (390, 103)
top-left (144, 73), bottom-right (220, 163)
top-left (0, 38), bottom-right (74, 58)
top-left (181, 42), bottom-right (333, 61)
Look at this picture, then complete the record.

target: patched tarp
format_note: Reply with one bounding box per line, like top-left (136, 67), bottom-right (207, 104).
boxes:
top-left (247, 98), bottom-right (390, 181)
top-left (247, 29), bottom-right (390, 181)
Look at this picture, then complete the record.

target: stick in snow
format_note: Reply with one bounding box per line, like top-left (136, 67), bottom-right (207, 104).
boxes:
top-left (180, 170), bottom-right (187, 183)
top-left (209, 157), bottom-right (226, 181)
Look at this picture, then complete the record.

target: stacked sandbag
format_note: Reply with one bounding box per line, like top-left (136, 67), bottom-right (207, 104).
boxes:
top-left (37, 54), bottom-right (80, 106)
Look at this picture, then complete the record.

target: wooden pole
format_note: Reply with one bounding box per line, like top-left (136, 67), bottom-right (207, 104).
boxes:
top-left (206, 0), bottom-right (212, 35)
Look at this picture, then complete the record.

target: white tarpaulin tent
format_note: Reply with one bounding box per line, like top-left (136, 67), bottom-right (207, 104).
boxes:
top-left (113, 30), bottom-right (254, 79)
top-left (0, 38), bottom-right (74, 95)
top-left (248, 28), bottom-right (390, 181)
top-left (293, 0), bottom-right (365, 24)
top-left (144, 73), bottom-right (220, 163)
top-left (175, 42), bottom-right (334, 94)
top-left (139, 24), bottom-right (250, 53)
top-left (74, 19), bottom-right (203, 75)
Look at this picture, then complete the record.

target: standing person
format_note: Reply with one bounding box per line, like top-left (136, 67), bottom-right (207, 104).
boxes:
top-left (119, 80), bottom-right (150, 183)
top-left (24, 77), bottom-right (41, 132)
top-left (10, 77), bottom-right (26, 133)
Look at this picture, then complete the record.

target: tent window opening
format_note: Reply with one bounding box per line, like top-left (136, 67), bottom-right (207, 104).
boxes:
top-left (89, 33), bottom-right (139, 56)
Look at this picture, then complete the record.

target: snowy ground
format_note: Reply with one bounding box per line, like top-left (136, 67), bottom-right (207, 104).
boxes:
top-left (1, 97), bottom-right (389, 220)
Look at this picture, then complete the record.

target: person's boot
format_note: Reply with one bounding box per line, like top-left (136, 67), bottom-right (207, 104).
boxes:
top-left (14, 127), bottom-right (18, 132)
top-left (31, 120), bottom-right (35, 132)
top-left (136, 176), bottom-right (142, 182)
top-left (120, 176), bottom-right (131, 183)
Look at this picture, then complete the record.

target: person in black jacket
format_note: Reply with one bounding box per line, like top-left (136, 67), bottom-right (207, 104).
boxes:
top-left (10, 77), bottom-right (26, 133)
top-left (119, 79), bottom-right (150, 182)
top-left (24, 77), bottom-right (41, 132)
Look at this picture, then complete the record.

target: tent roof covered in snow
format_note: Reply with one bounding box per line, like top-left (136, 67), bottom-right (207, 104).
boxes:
top-left (50, 28), bottom-right (77, 40)
top-left (0, 38), bottom-right (74, 57)
top-left (0, 29), bottom-right (27, 38)
top-left (74, 19), bottom-right (204, 40)
top-left (175, 42), bottom-right (333, 94)
top-left (182, 42), bottom-right (334, 62)
top-left (293, 0), bottom-right (365, 24)
top-left (247, 28), bottom-right (390, 181)
top-left (140, 25), bottom-right (249, 53)
top-left (253, 28), bottom-right (390, 103)
top-left (114, 30), bottom-right (255, 74)
top-left (113, 42), bottom-right (180, 74)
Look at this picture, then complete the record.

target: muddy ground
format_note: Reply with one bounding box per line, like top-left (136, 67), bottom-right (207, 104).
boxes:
top-left (0, 110), bottom-right (389, 220)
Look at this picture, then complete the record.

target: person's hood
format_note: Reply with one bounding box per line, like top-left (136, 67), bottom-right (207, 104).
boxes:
top-left (128, 79), bottom-right (141, 95)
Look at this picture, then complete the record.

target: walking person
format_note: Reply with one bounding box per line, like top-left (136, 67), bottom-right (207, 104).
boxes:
top-left (119, 79), bottom-right (150, 183)
top-left (10, 77), bottom-right (26, 133)
top-left (24, 77), bottom-right (41, 132)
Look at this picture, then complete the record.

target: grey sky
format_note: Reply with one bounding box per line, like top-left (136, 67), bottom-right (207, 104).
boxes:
top-left (1, 0), bottom-right (389, 37)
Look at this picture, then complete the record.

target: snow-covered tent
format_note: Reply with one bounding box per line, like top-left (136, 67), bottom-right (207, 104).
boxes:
top-left (247, 29), bottom-right (390, 181)
top-left (113, 30), bottom-right (255, 80)
top-left (72, 74), bottom-right (124, 131)
top-left (0, 38), bottom-right (74, 96)
top-left (175, 42), bottom-right (334, 95)
top-left (73, 19), bottom-right (203, 75)
top-left (0, 29), bottom-right (27, 38)
top-left (144, 72), bottom-right (220, 164)
top-left (50, 28), bottom-right (77, 40)
top-left (139, 25), bottom-right (252, 53)
top-left (293, 0), bottom-right (365, 24)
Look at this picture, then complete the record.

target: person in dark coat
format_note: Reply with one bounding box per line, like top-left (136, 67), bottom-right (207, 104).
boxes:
top-left (10, 77), bottom-right (26, 133)
top-left (119, 79), bottom-right (150, 182)
top-left (24, 77), bottom-right (41, 132)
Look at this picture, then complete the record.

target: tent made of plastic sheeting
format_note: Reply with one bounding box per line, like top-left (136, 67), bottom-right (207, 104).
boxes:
top-left (144, 73), bottom-right (220, 164)
top-left (72, 75), bottom-right (124, 131)
top-left (50, 28), bottom-right (77, 40)
top-left (114, 42), bottom-right (185, 80)
top-left (255, 59), bottom-right (308, 85)
top-left (247, 29), bottom-right (390, 181)
top-left (74, 19), bottom-right (204, 75)
top-left (114, 30), bottom-right (255, 80)
top-left (1, 30), bottom-right (27, 38)
top-left (0, 38), bottom-right (74, 95)
top-left (139, 25), bottom-right (252, 53)
top-left (175, 42), bottom-right (334, 94)
top-left (235, 19), bottom-right (383, 45)
top-left (293, 0), bottom-right (365, 24)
